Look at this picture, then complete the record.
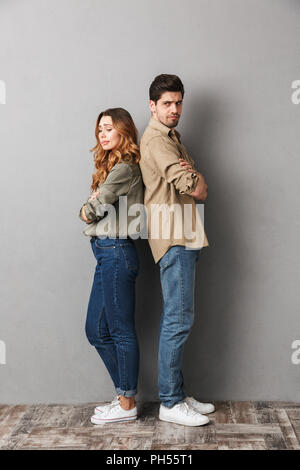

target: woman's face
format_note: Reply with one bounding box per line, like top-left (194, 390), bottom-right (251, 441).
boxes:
top-left (98, 115), bottom-right (121, 151)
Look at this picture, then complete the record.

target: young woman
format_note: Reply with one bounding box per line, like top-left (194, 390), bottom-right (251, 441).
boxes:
top-left (79, 108), bottom-right (144, 424)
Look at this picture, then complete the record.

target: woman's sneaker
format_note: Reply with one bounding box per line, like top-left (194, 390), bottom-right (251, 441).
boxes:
top-left (159, 401), bottom-right (209, 426)
top-left (91, 398), bottom-right (137, 424)
top-left (94, 395), bottom-right (119, 415)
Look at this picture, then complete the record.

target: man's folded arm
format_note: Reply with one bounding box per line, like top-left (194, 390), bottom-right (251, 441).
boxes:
top-left (147, 136), bottom-right (199, 195)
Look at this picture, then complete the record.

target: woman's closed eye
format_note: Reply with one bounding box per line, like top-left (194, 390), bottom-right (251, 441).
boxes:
top-left (99, 128), bottom-right (112, 133)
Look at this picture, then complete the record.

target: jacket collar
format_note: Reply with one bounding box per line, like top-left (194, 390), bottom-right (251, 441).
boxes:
top-left (148, 115), bottom-right (181, 139)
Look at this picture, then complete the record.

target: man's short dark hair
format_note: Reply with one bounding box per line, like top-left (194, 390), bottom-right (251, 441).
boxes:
top-left (149, 74), bottom-right (185, 103)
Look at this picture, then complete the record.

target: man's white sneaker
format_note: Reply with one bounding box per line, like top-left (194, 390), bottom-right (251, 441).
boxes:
top-left (94, 395), bottom-right (119, 414)
top-left (159, 401), bottom-right (209, 427)
top-left (91, 399), bottom-right (137, 424)
top-left (185, 396), bottom-right (215, 414)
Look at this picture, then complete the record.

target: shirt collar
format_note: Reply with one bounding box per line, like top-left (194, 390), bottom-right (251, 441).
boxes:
top-left (148, 115), bottom-right (181, 139)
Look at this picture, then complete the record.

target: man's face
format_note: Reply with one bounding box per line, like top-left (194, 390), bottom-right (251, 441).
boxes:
top-left (149, 91), bottom-right (183, 128)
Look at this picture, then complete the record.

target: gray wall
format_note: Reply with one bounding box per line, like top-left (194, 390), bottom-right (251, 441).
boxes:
top-left (0, 0), bottom-right (299, 404)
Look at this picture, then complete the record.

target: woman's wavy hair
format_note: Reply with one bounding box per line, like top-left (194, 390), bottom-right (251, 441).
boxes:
top-left (89, 107), bottom-right (141, 192)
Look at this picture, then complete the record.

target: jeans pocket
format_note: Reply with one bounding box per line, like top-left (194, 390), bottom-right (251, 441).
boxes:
top-left (158, 250), bottom-right (170, 269)
top-left (120, 243), bottom-right (139, 273)
top-left (94, 239), bottom-right (115, 249)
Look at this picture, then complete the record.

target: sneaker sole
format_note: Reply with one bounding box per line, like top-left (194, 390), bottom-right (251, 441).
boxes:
top-left (91, 415), bottom-right (138, 424)
top-left (159, 414), bottom-right (209, 427)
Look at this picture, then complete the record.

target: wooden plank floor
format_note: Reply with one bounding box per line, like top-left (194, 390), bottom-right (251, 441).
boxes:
top-left (1, 401), bottom-right (300, 450)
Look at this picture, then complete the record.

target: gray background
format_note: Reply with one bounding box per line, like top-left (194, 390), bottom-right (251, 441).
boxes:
top-left (0, 0), bottom-right (299, 404)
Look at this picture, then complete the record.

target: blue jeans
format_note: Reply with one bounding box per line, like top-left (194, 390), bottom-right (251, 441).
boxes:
top-left (158, 245), bottom-right (201, 408)
top-left (85, 236), bottom-right (140, 397)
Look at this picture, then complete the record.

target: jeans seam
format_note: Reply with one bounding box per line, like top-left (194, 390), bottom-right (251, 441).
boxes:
top-left (120, 244), bottom-right (138, 273)
top-left (96, 304), bottom-right (104, 339)
top-left (179, 248), bottom-right (184, 324)
top-left (169, 343), bottom-right (176, 387)
top-left (114, 245), bottom-right (127, 391)
top-left (114, 245), bottom-right (120, 385)
top-left (98, 272), bottom-right (119, 376)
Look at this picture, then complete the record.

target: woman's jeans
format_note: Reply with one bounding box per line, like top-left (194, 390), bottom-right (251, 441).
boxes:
top-left (85, 236), bottom-right (140, 397)
top-left (158, 245), bottom-right (201, 408)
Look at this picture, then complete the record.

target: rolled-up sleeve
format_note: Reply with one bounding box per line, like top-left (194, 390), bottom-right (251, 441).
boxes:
top-left (79, 162), bottom-right (133, 222)
top-left (147, 136), bottom-right (198, 195)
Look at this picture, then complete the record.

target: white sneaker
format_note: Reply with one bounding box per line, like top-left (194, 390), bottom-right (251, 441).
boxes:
top-left (159, 401), bottom-right (209, 426)
top-left (185, 396), bottom-right (215, 414)
top-left (91, 398), bottom-right (137, 424)
top-left (94, 395), bottom-right (119, 414)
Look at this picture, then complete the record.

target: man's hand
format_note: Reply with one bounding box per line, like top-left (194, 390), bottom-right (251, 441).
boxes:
top-left (197, 183), bottom-right (208, 201)
top-left (179, 158), bottom-right (208, 201)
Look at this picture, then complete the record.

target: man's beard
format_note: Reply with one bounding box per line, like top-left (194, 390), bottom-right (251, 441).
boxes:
top-left (162, 115), bottom-right (179, 128)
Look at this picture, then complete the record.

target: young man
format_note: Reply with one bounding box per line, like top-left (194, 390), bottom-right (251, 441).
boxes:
top-left (139, 74), bottom-right (215, 426)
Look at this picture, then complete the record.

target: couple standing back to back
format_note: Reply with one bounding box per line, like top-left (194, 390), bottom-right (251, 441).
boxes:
top-left (79, 74), bottom-right (214, 427)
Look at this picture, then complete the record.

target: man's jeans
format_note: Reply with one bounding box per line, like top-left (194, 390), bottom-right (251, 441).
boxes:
top-left (158, 245), bottom-right (201, 408)
top-left (85, 236), bottom-right (140, 397)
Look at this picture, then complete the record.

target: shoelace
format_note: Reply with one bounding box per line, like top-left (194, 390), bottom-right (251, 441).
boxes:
top-left (176, 401), bottom-right (198, 416)
top-left (101, 398), bottom-right (138, 417)
top-left (97, 396), bottom-right (119, 410)
top-left (187, 397), bottom-right (210, 408)
top-left (99, 401), bottom-right (120, 416)
top-left (186, 397), bottom-right (198, 406)
top-left (105, 398), bottom-right (121, 410)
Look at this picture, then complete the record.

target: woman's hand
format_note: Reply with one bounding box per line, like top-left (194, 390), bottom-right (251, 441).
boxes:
top-left (88, 190), bottom-right (100, 201)
top-left (81, 190), bottom-right (101, 224)
top-left (81, 205), bottom-right (93, 223)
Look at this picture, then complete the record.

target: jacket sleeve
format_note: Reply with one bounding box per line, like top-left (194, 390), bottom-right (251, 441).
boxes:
top-left (78, 189), bottom-right (99, 223)
top-left (147, 135), bottom-right (199, 195)
top-left (79, 163), bottom-right (133, 222)
top-left (78, 204), bottom-right (95, 223)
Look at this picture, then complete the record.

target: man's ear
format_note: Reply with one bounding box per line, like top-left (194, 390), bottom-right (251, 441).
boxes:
top-left (149, 99), bottom-right (156, 114)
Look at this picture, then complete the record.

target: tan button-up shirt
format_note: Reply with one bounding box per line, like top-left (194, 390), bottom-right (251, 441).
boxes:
top-left (139, 116), bottom-right (209, 264)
